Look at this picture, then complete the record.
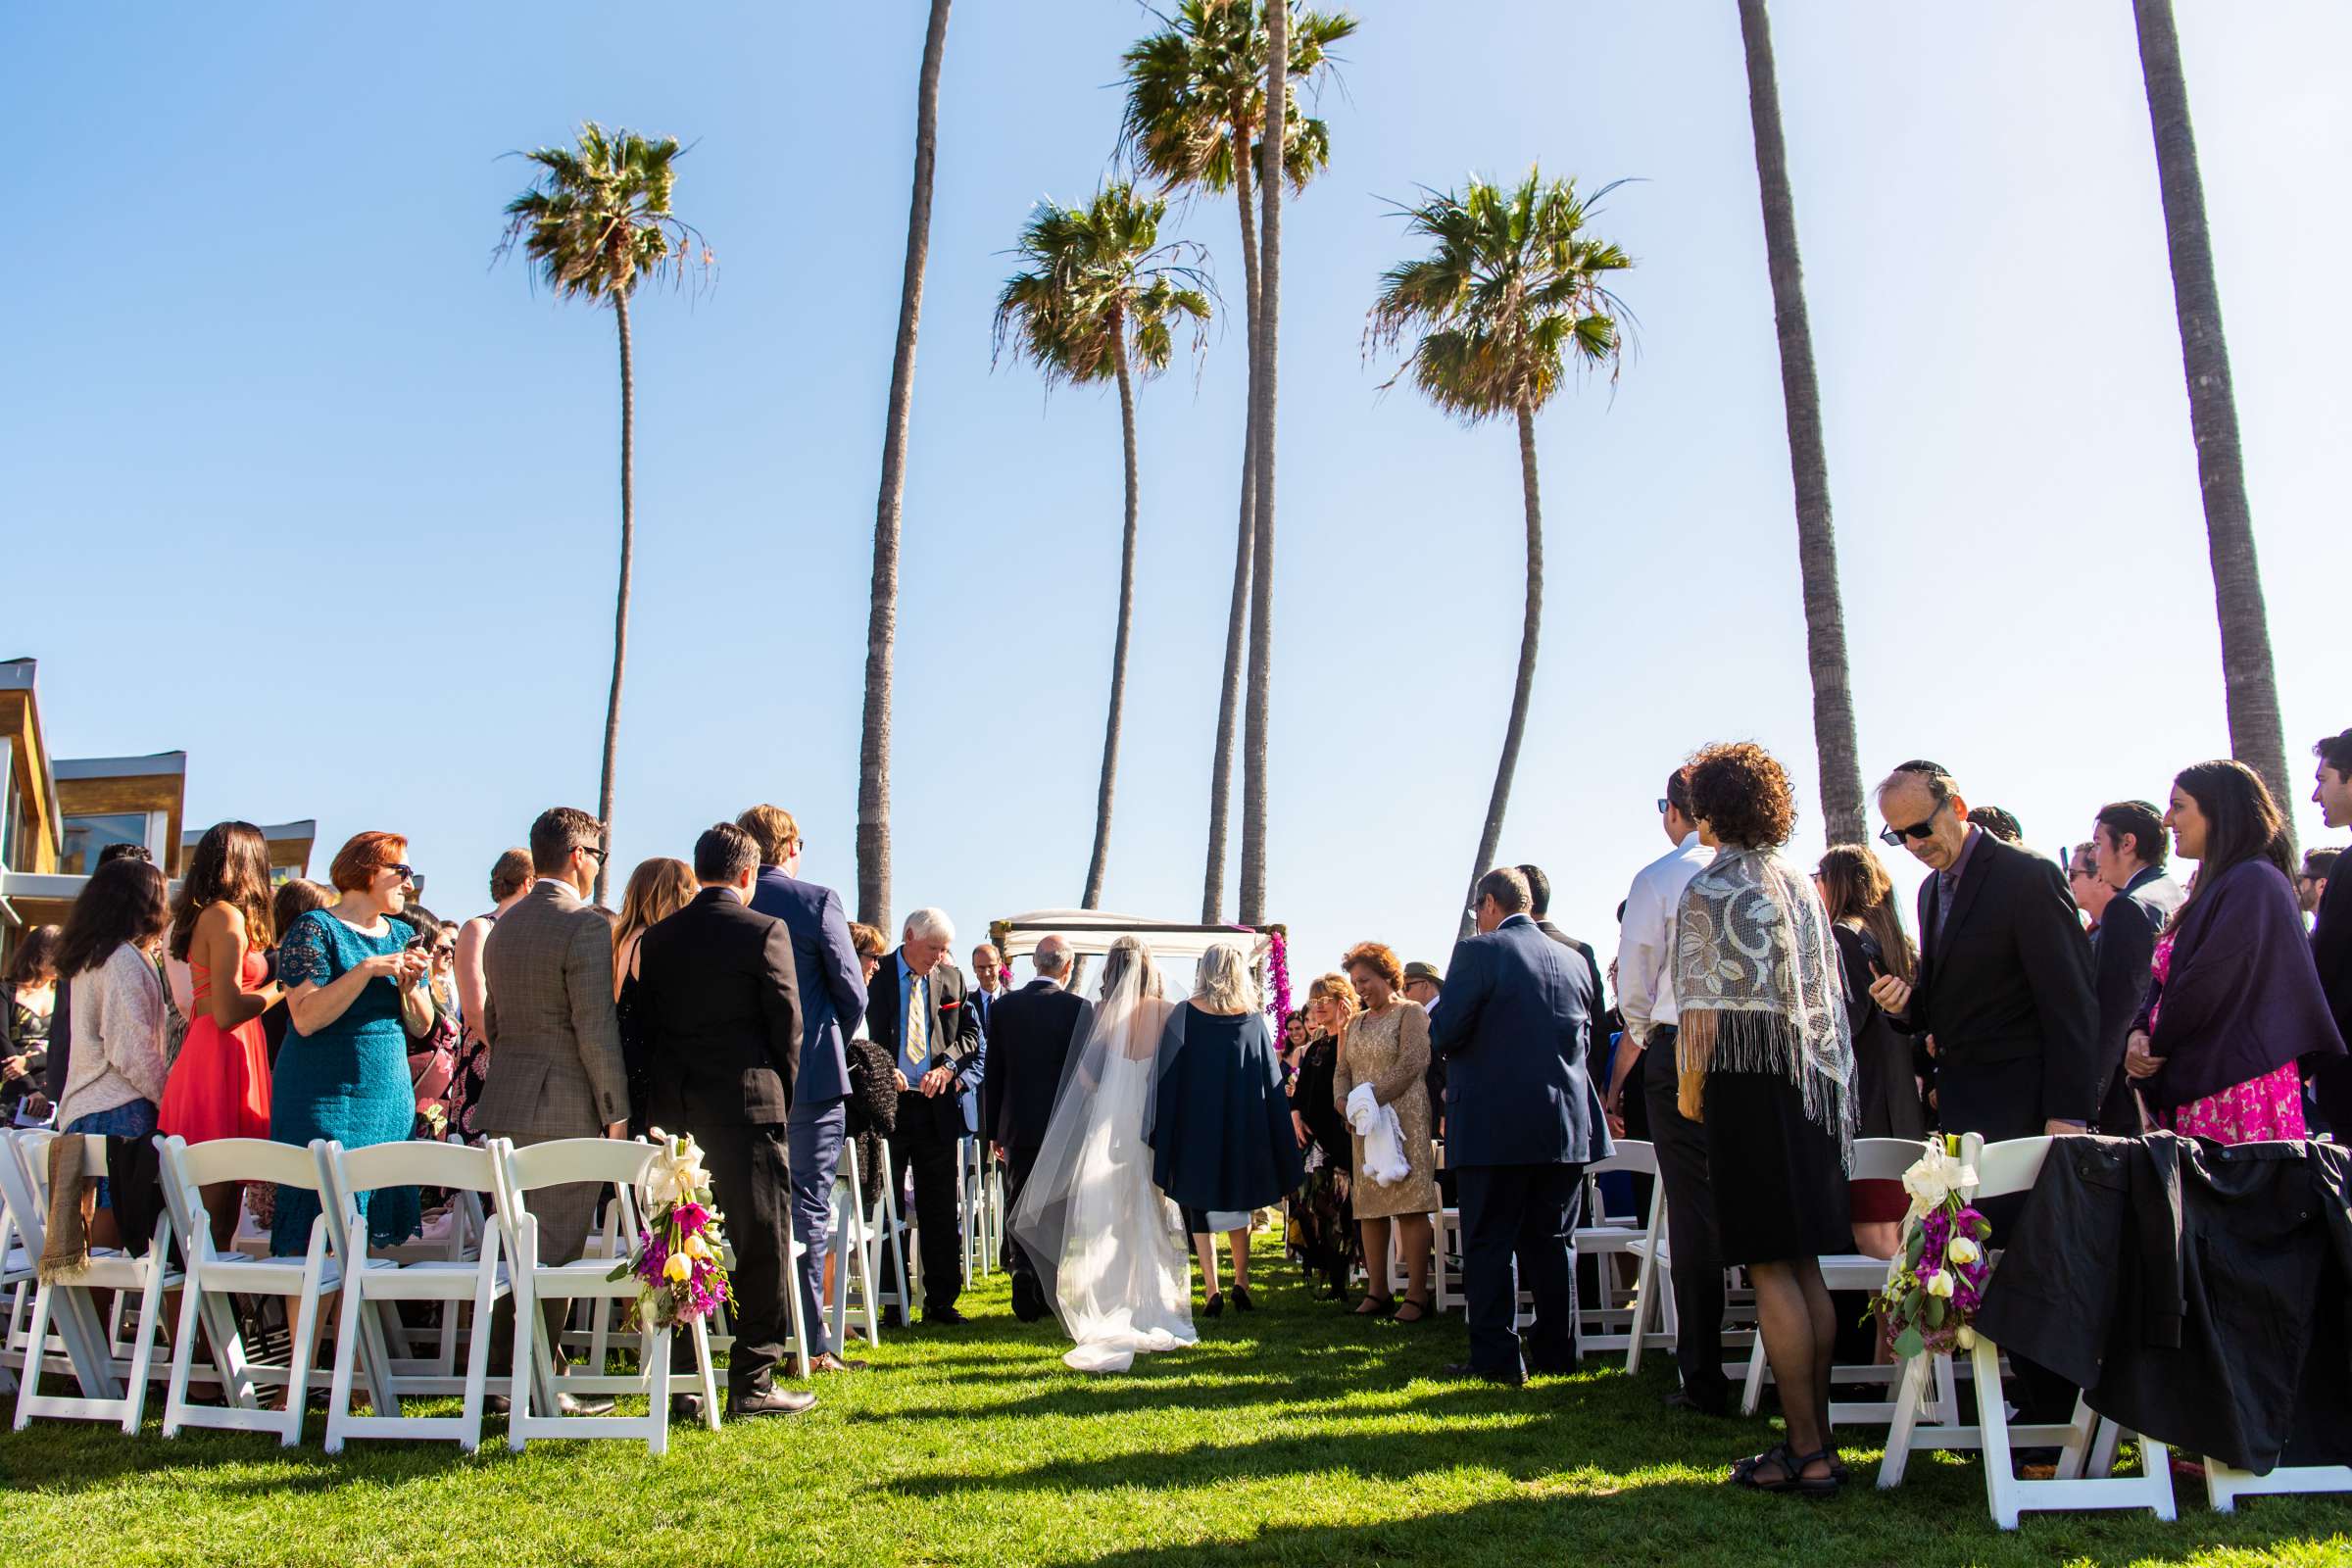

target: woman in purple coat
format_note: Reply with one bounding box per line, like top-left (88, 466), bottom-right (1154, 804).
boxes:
top-left (2124, 760), bottom-right (2347, 1141)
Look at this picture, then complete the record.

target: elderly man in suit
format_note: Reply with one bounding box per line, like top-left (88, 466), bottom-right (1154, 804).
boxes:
top-left (1431, 866), bottom-right (1611, 1387)
top-left (735, 805), bottom-right (867, 1375)
top-left (477, 806), bottom-right (630, 1407)
top-left (1867, 761), bottom-right (2098, 1144)
top-left (979, 934), bottom-right (1091, 1321)
top-left (867, 907), bottom-right (984, 1327)
top-left (637, 822), bottom-right (807, 1420)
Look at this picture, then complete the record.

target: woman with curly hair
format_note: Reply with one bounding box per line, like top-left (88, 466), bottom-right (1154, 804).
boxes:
top-left (1335, 940), bottom-right (1438, 1321)
top-left (1673, 741), bottom-right (1855, 1495)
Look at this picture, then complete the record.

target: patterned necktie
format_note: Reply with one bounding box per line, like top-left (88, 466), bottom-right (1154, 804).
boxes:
top-left (906, 974), bottom-right (928, 1073)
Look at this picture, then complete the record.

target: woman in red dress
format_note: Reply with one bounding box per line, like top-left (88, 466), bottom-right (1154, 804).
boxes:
top-left (159, 820), bottom-right (280, 1249)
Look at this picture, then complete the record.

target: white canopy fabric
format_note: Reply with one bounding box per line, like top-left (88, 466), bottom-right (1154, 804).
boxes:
top-left (987, 910), bottom-right (1276, 967)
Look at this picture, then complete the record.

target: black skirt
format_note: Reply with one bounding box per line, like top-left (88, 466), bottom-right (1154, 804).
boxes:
top-left (1700, 1068), bottom-right (1853, 1266)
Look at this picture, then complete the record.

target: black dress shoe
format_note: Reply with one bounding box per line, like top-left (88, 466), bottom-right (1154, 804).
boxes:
top-left (922, 1306), bottom-right (968, 1327)
top-left (669, 1393), bottom-right (707, 1424)
top-left (807, 1352), bottom-right (869, 1374)
top-left (487, 1391), bottom-right (614, 1417)
top-left (728, 1387), bottom-right (817, 1419)
top-left (1441, 1361), bottom-right (1525, 1388)
top-left (880, 1306), bottom-right (905, 1331)
top-left (1664, 1388), bottom-right (1727, 1417)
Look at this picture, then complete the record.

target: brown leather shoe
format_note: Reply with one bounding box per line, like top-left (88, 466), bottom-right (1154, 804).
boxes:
top-left (808, 1352), bottom-right (869, 1374)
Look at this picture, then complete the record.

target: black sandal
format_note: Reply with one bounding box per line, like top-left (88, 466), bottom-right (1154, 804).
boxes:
top-left (1391, 1298), bottom-right (1431, 1325)
top-left (1730, 1443), bottom-right (1839, 1496)
top-left (1353, 1294), bottom-right (1396, 1316)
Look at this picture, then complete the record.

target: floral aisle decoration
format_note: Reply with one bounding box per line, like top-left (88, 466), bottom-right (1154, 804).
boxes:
top-left (1869, 1136), bottom-right (1992, 1358)
top-left (611, 1128), bottom-right (733, 1333)
top-left (1265, 928), bottom-right (1292, 1020)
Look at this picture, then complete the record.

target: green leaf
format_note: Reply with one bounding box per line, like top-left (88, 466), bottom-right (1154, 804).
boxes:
top-left (1905, 1228), bottom-right (1927, 1266)
top-left (1892, 1327), bottom-right (1926, 1360)
top-left (1925, 1297), bottom-right (1945, 1329)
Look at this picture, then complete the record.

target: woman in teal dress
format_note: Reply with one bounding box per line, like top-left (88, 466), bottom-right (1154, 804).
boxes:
top-left (270, 833), bottom-right (434, 1255)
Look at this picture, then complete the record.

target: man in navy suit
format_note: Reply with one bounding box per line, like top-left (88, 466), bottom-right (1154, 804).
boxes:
top-left (1430, 866), bottom-right (1612, 1385)
top-left (736, 806), bottom-right (868, 1372)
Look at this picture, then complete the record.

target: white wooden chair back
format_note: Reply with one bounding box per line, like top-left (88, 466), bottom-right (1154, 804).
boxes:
top-left (155, 1135), bottom-right (341, 1445)
top-left (10, 1131), bottom-right (179, 1432)
top-left (318, 1138), bottom-right (510, 1452)
top-left (1877, 1132), bottom-right (2174, 1528)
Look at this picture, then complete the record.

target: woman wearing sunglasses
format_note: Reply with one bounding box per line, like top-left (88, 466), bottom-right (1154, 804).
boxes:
top-left (266, 830), bottom-right (435, 1256)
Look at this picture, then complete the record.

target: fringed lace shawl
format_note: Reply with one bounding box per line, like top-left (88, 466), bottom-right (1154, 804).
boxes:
top-left (1672, 846), bottom-right (1857, 1168)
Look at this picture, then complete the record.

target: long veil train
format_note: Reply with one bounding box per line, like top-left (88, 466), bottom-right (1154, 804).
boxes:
top-left (1007, 943), bottom-right (1197, 1373)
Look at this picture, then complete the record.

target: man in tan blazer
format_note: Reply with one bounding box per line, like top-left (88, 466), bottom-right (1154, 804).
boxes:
top-left (479, 806), bottom-right (630, 1274)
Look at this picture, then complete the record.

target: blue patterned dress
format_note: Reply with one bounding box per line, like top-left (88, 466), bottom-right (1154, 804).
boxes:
top-left (269, 909), bottom-right (421, 1255)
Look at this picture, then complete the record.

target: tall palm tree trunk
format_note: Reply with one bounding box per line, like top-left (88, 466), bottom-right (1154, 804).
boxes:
top-left (859, 0), bottom-right (955, 930)
top-left (1738, 0), bottom-right (1863, 846)
top-left (596, 290), bottom-right (635, 905)
top-left (1085, 350), bottom-right (1144, 910)
top-left (1239, 0), bottom-right (1286, 929)
top-left (1202, 128), bottom-right (1261, 921)
top-left (2132, 0), bottom-right (2290, 825)
top-left (1458, 404), bottom-right (1545, 942)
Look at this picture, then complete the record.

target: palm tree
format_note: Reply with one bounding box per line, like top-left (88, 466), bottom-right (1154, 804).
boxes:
top-left (994, 184), bottom-right (1212, 910)
top-left (2132, 0), bottom-right (2291, 824)
top-left (1736, 0), bottom-right (1863, 845)
top-left (1367, 170), bottom-right (1632, 941)
top-left (859, 0), bottom-right (956, 930)
top-left (498, 123), bottom-right (710, 903)
top-left (1118, 0), bottom-right (1357, 921)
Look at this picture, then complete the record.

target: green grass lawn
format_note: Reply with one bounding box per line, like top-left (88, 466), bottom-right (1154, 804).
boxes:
top-left (2, 1249), bottom-right (2346, 1568)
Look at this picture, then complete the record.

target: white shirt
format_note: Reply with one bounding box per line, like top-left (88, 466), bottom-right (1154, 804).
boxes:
top-left (1617, 831), bottom-right (1714, 1044)
top-left (533, 876), bottom-right (578, 900)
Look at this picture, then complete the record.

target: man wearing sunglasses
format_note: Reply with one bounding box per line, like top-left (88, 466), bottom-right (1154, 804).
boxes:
top-left (1864, 761), bottom-right (2097, 1147)
top-left (476, 806), bottom-right (632, 1412)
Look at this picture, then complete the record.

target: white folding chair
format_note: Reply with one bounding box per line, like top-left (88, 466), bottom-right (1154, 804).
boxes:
top-left (492, 1138), bottom-right (717, 1454)
top-left (319, 1139), bottom-right (509, 1452)
top-left (0, 1130), bottom-right (31, 1396)
top-left (157, 1135), bottom-right (342, 1444)
top-left (1617, 1153), bottom-right (1681, 1376)
top-left (1739, 1137), bottom-right (1927, 1421)
top-left (2203, 1457), bottom-right (2352, 1512)
top-left (0, 1130), bottom-right (116, 1398)
top-left (10, 1131), bottom-right (180, 1431)
top-left (827, 1139), bottom-right (880, 1353)
top-left (1432, 1205), bottom-right (1464, 1312)
top-left (869, 1140), bottom-right (912, 1331)
top-left (1877, 1134), bottom-right (2174, 1528)
top-left (1577, 1142), bottom-right (1673, 1360)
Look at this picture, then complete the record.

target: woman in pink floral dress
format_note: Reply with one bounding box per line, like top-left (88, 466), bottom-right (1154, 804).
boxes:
top-left (2123, 760), bottom-right (2346, 1140)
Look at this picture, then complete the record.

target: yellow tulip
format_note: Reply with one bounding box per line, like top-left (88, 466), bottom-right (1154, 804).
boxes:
top-left (663, 1252), bottom-right (692, 1283)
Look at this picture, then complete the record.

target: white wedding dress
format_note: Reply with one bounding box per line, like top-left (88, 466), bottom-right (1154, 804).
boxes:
top-left (1008, 956), bottom-right (1196, 1373)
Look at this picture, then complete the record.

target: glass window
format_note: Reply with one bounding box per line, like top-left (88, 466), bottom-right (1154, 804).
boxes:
top-left (1, 772), bottom-right (18, 872)
top-left (61, 812), bottom-right (151, 876)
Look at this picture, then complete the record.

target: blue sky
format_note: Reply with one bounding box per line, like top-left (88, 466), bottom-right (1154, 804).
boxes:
top-left (5, 2), bottom-right (2346, 988)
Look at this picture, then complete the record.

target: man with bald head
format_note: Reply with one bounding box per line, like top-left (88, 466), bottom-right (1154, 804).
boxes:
top-left (1866, 760), bottom-right (2098, 1146)
top-left (979, 934), bottom-right (1093, 1321)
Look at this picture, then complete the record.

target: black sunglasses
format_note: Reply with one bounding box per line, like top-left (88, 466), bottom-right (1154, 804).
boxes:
top-left (387, 862), bottom-right (416, 880)
top-left (579, 845), bottom-right (609, 863)
top-left (1656, 798), bottom-right (1670, 814)
top-left (1877, 799), bottom-right (1948, 847)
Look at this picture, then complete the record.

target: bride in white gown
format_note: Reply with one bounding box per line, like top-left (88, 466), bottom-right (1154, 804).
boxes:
top-left (1008, 936), bottom-right (1197, 1373)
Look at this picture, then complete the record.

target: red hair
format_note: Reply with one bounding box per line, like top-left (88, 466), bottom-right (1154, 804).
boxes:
top-left (329, 831), bottom-right (409, 894)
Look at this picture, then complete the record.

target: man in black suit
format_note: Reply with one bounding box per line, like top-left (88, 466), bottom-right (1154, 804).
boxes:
top-left (2308, 730), bottom-right (2352, 1133)
top-left (1429, 867), bottom-right (1611, 1386)
top-left (2085, 800), bottom-right (2184, 1133)
top-left (1868, 760), bottom-right (2099, 1144)
top-left (978, 933), bottom-right (1091, 1321)
top-left (1869, 761), bottom-right (2096, 1437)
top-left (866, 906), bottom-right (985, 1326)
top-left (634, 822), bottom-right (808, 1420)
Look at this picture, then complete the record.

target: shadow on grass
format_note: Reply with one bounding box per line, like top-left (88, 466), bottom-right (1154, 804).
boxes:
top-left (1036, 1486), bottom-right (2352, 1568)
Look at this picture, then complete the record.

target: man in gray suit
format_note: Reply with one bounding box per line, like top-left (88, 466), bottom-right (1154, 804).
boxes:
top-left (479, 807), bottom-right (631, 1314)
